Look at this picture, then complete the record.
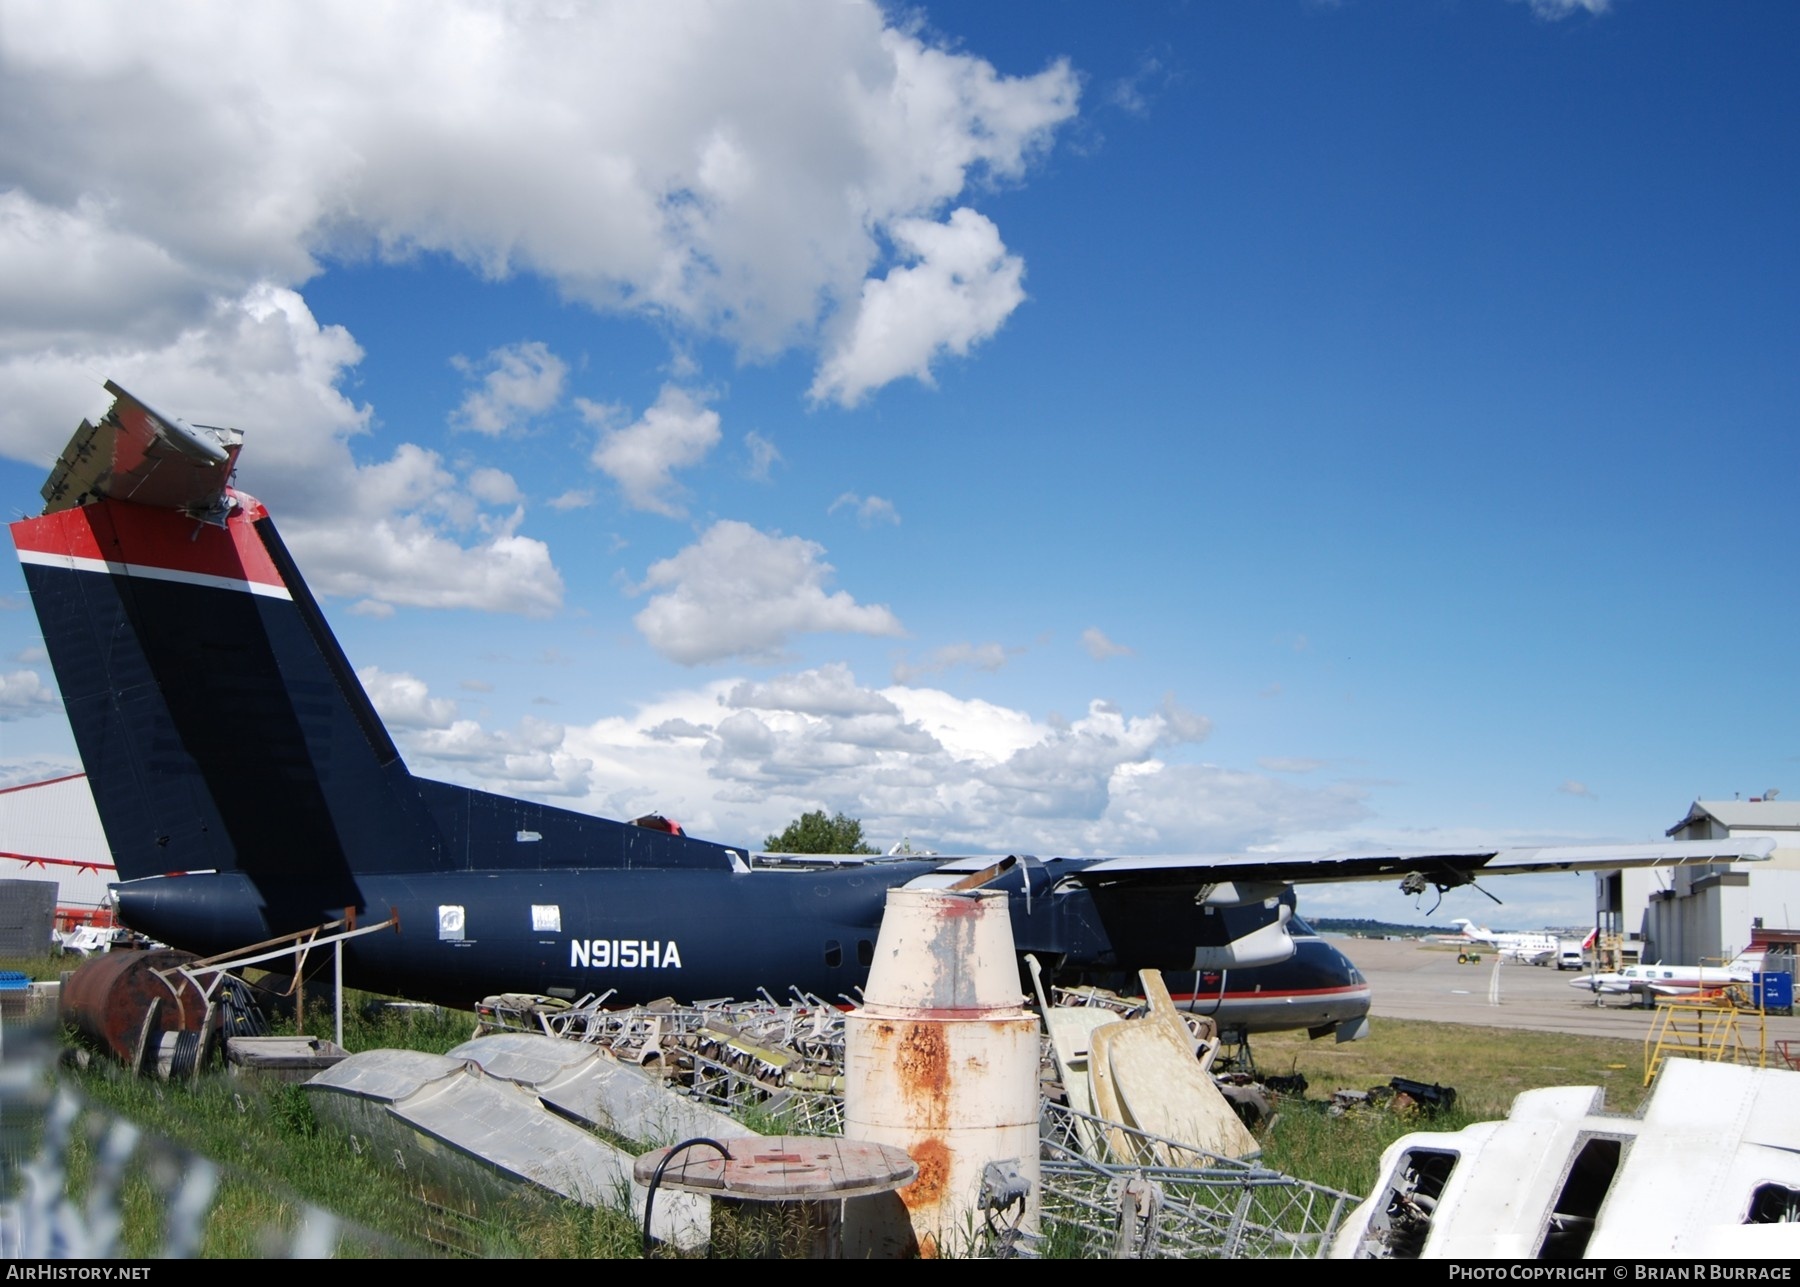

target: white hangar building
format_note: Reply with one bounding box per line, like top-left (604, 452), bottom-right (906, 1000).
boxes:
top-left (0, 772), bottom-right (115, 930)
top-left (1596, 796), bottom-right (1800, 968)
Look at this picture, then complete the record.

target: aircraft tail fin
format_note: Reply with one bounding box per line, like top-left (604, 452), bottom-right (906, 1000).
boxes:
top-left (12, 385), bottom-right (436, 893)
top-left (1728, 947), bottom-right (1766, 972)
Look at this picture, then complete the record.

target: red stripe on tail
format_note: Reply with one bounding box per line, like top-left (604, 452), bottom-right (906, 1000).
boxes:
top-left (11, 492), bottom-right (283, 593)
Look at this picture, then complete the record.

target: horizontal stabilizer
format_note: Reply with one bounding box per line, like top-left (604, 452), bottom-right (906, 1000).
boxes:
top-left (40, 381), bottom-right (241, 520)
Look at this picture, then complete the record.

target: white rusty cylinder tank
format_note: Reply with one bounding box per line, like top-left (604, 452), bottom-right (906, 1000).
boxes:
top-left (841, 888), bottom-right (1041, 1258)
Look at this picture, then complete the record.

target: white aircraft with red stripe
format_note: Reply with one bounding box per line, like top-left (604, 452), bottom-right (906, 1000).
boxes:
top-left (1570, 951), bottom-right (1764, 998)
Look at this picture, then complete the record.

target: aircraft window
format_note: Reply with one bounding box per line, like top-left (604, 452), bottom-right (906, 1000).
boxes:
top-left (1746, 1183), bottom-right (1800, 1223)
top-left (824, 940), bottom-right (843, 968)
top-left (438, 904), bottom-right (465, 941)
top-left (531, 904), bottom-right (561, 932)
top-left (1536, 1135), bottom-right (1623, 1260)
top-left (857, 939), bottom-right (875, 967)
top-left (1352, 1147), bottom-right (1457, 1259)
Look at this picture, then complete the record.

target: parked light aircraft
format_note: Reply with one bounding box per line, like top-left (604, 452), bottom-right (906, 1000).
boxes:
top-left (1570, 951), bottom-right (1764, 999)
top-left (10, 385), bottom-right (1775, 1040)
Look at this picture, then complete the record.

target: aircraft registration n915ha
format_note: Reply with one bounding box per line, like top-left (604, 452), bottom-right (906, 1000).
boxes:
top-left (9, 385), bottom-right (1774, 1041)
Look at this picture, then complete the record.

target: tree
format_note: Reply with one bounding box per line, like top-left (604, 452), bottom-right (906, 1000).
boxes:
top-left (764, 809), bottom-right (877, 854)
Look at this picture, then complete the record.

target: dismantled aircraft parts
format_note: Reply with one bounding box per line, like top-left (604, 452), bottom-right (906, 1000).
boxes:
top-left (304, 1041), bottom-right (717, 1249)
top-left (1334, 1058), bottom-right (1800, 1259)
top-left (1084, 970), bottom-right (1260, 1164)
top-left (1385, 1077), bottom-right (1456, 1114)
top-left (1036, 1096), bottom-right (1357, 1258)
top-left (477, 986), bottom-right (853, 1121)
top-left (51, 960), bottom-right (1363, 1258)
top-left (445, 1030), bottom-right (754, 1148)
top-left (476, 972), bottom-right (1320, 1170)
top-left (223, 1035), bottom-right (348, 1082)
top-left (1327, 1079), bottom-right (1460, 1119)
top-left (59, 945), bottom-right (344, 1081)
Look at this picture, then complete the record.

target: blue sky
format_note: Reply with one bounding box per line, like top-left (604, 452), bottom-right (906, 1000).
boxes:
top-left (1, 0), bottom-right (1793, 929)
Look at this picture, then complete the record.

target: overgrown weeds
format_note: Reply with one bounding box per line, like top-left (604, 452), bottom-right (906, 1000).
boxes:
top-left (62, 1056), bottom-right (425, 1255)
top-left (0, 950), bottom-right (74, 982)
top-left (41, 981), bottom-right (1666, 1257)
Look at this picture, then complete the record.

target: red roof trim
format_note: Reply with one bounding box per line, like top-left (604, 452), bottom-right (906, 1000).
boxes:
top-left (0, 772), bottom-right (88, 796)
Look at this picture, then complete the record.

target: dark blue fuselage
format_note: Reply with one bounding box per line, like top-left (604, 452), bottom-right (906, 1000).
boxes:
top-left (18, 488), bottom-right (1370, 1035)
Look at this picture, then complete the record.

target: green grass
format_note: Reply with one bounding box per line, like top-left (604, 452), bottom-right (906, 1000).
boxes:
top-left (59, 1056), bottom-right (644, 1257)
top-left (1256, 1097), bottom-right (1478, 1196)
top-left (1249, 1017), bottom-right (1648, 1195)
top-left (35, 984), bottom-right (599, 1256)
top-left (35, 982), bottom-right (1668, 1257)
top-left (59, 1057), bottom-right (429, 1255)
top-left (323, 998), bottom-right (476, 1056)
top-left (1252, 1016), bottom-right (1648, 1118)
top-left (0, 950), bottom-right (73, 982)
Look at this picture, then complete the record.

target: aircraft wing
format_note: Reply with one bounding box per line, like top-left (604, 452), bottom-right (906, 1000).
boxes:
top-left (913, 837), bottom-right (1774, 902)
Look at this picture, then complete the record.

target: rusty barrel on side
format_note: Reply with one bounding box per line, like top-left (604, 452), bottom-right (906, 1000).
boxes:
top-left (60, 948), bottom-right (208, 1071)
top-left (841, 888), bottom-right (1040, 1258)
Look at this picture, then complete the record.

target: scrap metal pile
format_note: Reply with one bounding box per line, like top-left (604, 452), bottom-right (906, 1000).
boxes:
top-left (473, 982), bottom-right (1360, 1258)
top-left (475, 987), bottom-right (852, 1136)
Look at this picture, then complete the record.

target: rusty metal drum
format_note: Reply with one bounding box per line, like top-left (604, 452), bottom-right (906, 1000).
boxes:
top-left (842, 889), bottom-right (1041, 1258)
top-left (60, 948), bottom-right (207, 1070)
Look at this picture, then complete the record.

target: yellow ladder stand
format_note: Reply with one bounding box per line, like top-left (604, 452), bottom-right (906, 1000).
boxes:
top-left (1644, 985), bottom-right (1768, 1086)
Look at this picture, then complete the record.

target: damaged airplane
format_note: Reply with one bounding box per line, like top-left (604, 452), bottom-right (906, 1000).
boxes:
top-left (8, 385), bottom-right (1775, 1035)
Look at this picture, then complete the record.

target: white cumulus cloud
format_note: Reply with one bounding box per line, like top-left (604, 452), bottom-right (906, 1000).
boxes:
top-left (355, 664), bottom-right (1368, 863)
top-left (0, 671), bottom-right (60, 720)
top-left (292, 513), bottom-right (562, 617)
top-left (0, 2), bottom-right (1077, 622)
top-left (588, 385), bottom-right (722, 517)
top-left (0, 287), bottom-right (566, 616)
top-left (0, 1), bottom-right (1078, 471)
top-left (357, 666), bottom-right (459, 730)
top-left (631, 522), bottom-right (903, 665)
top-left (810, 209), bottom-right (1027, 407)
top-left (408, 715), bottom-right (595, 799)
top-left (725, 663), bottom-right (900, 718)
top-left (450, 342), bottom-right (567, 435)
top-left (547, 489), bottom-right (595, 511)
top-left (466, 467), bottom-right (523, 507)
